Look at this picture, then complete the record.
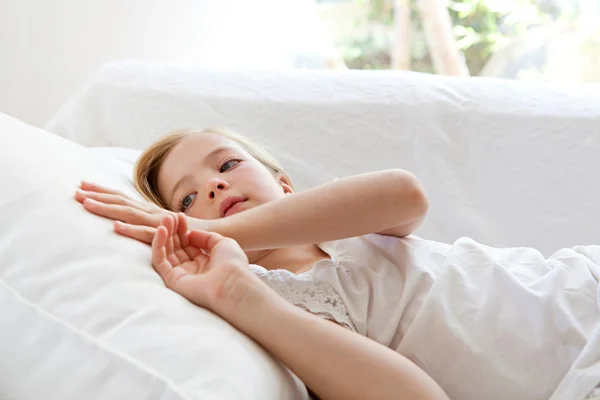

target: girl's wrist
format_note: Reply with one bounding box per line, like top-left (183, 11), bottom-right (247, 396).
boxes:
top-left (186, 216), bottom-right (239, 247)
top-left (229, 287), bottom-right (294, 344)
top-left (212, 268), bottom-right (285, 329)
top-left (186, 215), bottom-right (216, 233)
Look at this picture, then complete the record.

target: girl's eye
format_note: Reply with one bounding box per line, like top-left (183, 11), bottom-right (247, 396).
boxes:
top-left (179, 193), bottom-right (196, 212)
top-left (220, 158), bottom-right (241, 173)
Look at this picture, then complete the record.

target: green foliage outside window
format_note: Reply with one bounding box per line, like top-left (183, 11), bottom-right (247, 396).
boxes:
top-left (340, 0), bottom-right (552, 75)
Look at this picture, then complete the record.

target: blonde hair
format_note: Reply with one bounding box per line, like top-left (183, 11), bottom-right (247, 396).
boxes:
top-left (134, 128), bottom-right (292, 210)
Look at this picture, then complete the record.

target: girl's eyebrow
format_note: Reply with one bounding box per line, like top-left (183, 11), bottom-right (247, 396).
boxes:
top-left (168, 146), bottom-right (236, 207)
top-left (204, 145), bottom-right (237, 165)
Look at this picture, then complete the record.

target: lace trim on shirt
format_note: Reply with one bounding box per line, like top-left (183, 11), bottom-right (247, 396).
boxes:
top-left (585, 385), bottom-right (600, 400)
top-left (250, 265), bottom-right (356, 332)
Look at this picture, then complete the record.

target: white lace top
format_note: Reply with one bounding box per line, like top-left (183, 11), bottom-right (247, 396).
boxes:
top-left (252, 233), bottom-right (600, 400)
top-left (249, 264), bottom-right (356, 332)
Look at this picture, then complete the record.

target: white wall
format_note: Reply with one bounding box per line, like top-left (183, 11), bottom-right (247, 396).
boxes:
top-left (0, 0), bottom-right (333, 127)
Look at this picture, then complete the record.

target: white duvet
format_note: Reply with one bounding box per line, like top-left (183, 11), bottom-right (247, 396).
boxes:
top-left (314, 234), bottom-right (600, 399)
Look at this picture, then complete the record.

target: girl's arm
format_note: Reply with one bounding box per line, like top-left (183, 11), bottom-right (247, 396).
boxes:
top-left (234, 284), bottom-right (447, 400)
top-left (152, 215), bottom-right (446, 400)
top-left (75, 170), bottom-right (427, 248)
top-left (199, 169), bottom-right (428, 251)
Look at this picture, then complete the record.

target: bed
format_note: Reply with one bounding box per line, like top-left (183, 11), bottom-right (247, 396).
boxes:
top-left (1, 60), bottom-right (599, 399)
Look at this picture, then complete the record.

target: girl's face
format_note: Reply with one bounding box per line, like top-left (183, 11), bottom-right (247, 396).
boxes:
top-left (157, 133), bottom-right (292, 220)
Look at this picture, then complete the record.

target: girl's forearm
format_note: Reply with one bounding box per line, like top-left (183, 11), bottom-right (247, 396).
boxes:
top-left (233, 292), bottom-right (447, 400)
top-left (196, 170), bottom-right (427, 251)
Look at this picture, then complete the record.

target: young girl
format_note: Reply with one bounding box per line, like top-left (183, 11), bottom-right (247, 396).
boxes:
top-left (75, 128), bottom-right (600, 400)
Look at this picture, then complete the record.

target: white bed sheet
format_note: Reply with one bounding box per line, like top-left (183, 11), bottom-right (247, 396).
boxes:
top-left (47, 61), bottom-right (600, 255)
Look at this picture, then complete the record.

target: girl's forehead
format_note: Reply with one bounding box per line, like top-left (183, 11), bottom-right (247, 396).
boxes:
top-left (159, 134), bottom-right (244, 185)
top-left (177, 133), bottom-right (240, 152)
top-left (167, 133), bottom-right (248, 164)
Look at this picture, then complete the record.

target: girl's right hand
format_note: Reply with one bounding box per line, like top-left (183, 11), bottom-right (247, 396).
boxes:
top-left (76, 181), bottom-right (176, 245)
top-left (152, 213), bottom-right (267, 321)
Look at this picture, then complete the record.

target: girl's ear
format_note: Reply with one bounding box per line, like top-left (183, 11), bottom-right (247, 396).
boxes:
top-left (278, 174), bottom-right (294, 195)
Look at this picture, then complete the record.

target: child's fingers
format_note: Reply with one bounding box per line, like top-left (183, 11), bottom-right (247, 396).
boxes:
top-left (172, 215), bottom-right (191, 262)
top-left (174, 213), bottom-right (202, 259)
top-left (160, 214), bottom-right (174, 235)
top-left (114, 221), bottom-right (155, 244)
top-left (162, 215), bottom-right (174, 254)
top-left (173, 213), bottom-right (188, 249)
top-left (152, 225), bottom-right (168, 261)
top-left (81, 198), bottom-right (160, 228)
top-left (163, 215), bottom-right (181, 266)
top-left (80, 180), bottom-right (130, 199)
top-left (188, 230), bottom-right (225, 252)
top-left (187, 230), bottom-right (212, 251)
top-left (177, 213), bottom-right (188, 242)
top-left (151, 225), bottom-right (171, 279)
top-left (75, 190), bottom-right (135, 208)
top-left (183, 243), bottom-right (202, 260)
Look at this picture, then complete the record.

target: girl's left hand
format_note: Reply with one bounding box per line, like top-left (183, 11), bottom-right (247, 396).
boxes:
top-left (75, 181), bottom-right (176, 244)
top-left (152, 213), bottom-right (266, 321)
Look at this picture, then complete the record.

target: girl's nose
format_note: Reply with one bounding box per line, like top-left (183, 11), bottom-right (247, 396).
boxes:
top-left (206, 178), bottom-right (229, 199)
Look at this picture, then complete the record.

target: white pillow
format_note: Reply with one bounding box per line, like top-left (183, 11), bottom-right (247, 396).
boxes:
top-left (89, 146), bottom-right (142, 166)
top-left (0, 112), bottom-right (308, 400)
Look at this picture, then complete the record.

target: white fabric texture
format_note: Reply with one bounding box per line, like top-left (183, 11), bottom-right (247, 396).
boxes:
top-left (310, 233), bottom-right (600, 400)
top-left (249, 265), bottom-right (356, 332)
top-left (0, 113), bottom-right (309, 400)
top-left (46, 60), bottom-right (600, 256)
top-left (586, 387), bottom-right (600, 400)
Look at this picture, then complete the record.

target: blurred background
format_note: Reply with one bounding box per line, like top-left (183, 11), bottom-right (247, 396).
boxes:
top-left (320, 0), bottom-right (600, 80)
top-left (2, 0), bottom-right (599, 128)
